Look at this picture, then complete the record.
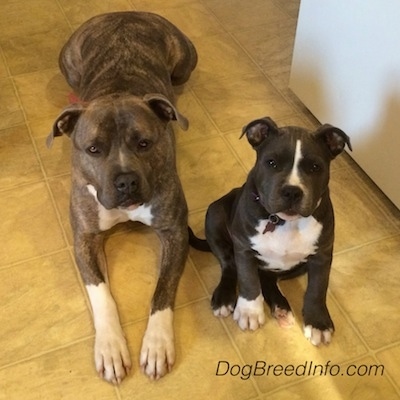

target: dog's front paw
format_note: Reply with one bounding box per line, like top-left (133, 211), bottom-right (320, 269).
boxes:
top-left (233, 294), bottom-right (265, 331)
top-left (211, 281), bottom-right (237, 318)
top-left (213, 304), bottom-right (234, 317)
top-left (303, 306), bottom-right (334, 346)
top-left (304, 325), bottom-right (333, 346)
top-left (140, 309), bottom-right (175, 380)
top-left (94, 327), bottom-right (131, 385)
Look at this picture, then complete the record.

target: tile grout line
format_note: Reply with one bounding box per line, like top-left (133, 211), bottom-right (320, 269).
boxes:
top-left (185, 85), bottom-right (225, 136)
top-left (333, 232), bottom-right (400, 258)
top-left (0, 333), bottom-right (95, 372)
top-left (5, 26), bottom-right (93, 331)
top-left (54, 0), bottom-right (74, 31)
top-left (0, 41), bottom-right (11, 78)
top-left (353, 172), bottom-right (400, 233)
top-left (327, 288), bottom-right (373, 355)
top-left (8, 66), bottom-right (72, 254)
top-left (198, 0), bottom-right (301, 118)
top-left (0, 246), bottom-right (72, 271)
top-left (184, 255), bottom-right (212, 300)
top-left (371, 353), bottom-right (400, 397)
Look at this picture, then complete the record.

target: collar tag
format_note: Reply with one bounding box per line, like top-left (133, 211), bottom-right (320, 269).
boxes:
top-left (262, 214), bottom-right (285, 234)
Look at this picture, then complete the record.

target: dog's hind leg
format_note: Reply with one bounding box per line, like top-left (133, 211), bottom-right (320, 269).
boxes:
top-left (206, 194), bottom-right (238, 317)
top-left (259, 270), bottom-right (295, 328)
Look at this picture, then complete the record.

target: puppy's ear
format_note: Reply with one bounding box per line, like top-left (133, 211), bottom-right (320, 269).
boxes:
top-left (143, 93), bottom-right (189, 131)
top-left (240, 117), bottom-right (279, 148)
top-left (315, 124), bottom-right (352, 159)
top-left (47, 103), bottom-right (84, 148)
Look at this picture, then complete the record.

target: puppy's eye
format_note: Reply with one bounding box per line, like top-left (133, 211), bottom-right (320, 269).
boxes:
top-left (267, 159), bottom-right (277, 169)
top-left (310, 163), bottom-right (321, 173)
top-left (87, 145), bottom-right (101, 155)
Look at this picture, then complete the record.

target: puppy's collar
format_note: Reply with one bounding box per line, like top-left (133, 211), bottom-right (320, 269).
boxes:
top-left (251, 191), bottom-right (285, 233)
top-left (263, 214), bottom-right (285, 233)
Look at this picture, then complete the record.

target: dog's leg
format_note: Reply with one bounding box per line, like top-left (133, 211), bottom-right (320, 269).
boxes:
top-left (258, 270), bottom-right (295, 328)
top-left (303, 257), bottom-right (334, 346)
top-left (140, 224), bottom-right (188, 380)
top-left (233, 251), bottom-right (265, 331)
top-left (74, 230), bottom-right (131, 385)
top-left (206, 196), bottom-right (238, 317)
top-left (169, 33), bottom-right (197, 86)
top-left (211, 256), bottom-right (237, 318)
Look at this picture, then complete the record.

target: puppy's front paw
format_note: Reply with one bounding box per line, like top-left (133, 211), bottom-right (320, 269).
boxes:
top-left (213, 304), bottom-right (234, 317)
top-left (140, 309), bottom-right (175, 380)
top-left (304, 325), bottom-right (333, 346)
top-left (303, 305), bottom-right (334, 345)
top-left (211, 281), bottom-right (237, 318)
top-left (233, 294), bottom-right (265, 331)
top-left (94, 327), bottom-right (131, 385)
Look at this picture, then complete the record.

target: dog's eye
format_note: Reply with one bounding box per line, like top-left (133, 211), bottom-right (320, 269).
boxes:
top-left (137, 139), bottom-right (152, 150)
top-left (267, 159), bottom-right (277, 169)
top-left (87, 145), bottom-right (101, 155)
top-left (310, 163), bottom-right (321, 173)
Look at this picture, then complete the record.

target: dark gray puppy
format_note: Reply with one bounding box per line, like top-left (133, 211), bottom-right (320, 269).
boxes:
top-left (201, 117), bottom-right (351, 345)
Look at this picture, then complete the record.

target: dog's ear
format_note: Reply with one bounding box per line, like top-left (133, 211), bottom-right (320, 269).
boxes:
top-left (240, 117), bottom-right (279, 148)
top-left (315, 124), bottom-right (352, 159)
top-left (46, 104), bottom-right (84, 148)
top-left (143, 93), bottom-right (189, 131)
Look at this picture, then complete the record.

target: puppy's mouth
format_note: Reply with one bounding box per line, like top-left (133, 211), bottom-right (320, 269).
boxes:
top-left (276, 210), bottom-right (302, 221)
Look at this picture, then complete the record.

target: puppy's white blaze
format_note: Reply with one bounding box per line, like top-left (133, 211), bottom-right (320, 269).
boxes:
top-left (233, 294), bottom-right (265, 331)
top-left (140, 308), bottom-right (175, 378)
top-left (287, 139), bottom-right (304, 187)
top-left (250, 216), bottom-right (322, 271)
top-left (87, 184), bottom-right (153, 230)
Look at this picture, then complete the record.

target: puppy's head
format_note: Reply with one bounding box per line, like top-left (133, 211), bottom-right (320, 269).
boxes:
top-left (241, 117), bottom-right (351, 218)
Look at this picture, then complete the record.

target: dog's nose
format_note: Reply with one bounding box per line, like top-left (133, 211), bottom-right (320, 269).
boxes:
top-left (281, 185), bottom-right (303, 203)
top-left (114, 173), bottom-right (139, 194)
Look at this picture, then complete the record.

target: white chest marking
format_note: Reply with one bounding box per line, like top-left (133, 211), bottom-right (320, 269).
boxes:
top-left (87, 184), bottom-right (153, 231)
top-left (250, 216), bottom-right (323, 271)
top-left (287, 140), bottom-right (304, 188)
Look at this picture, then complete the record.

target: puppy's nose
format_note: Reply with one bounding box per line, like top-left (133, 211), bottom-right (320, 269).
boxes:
top-left (281, 185), bottom-right (303, 203)
top-left (114, 172), bottom-right (139, 194)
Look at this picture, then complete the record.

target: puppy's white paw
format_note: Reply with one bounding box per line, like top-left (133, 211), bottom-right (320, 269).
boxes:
top-left (304, 325), bottom-right (333, 346)
top-left (94, 328), bottom-right (131, 385)
top-left (140, 308), bottom-right (175, 380)
top-left (233, 294), bottom-right (265, 331)
top-left (273, 306), bottom-right (295, 328)
top-left (213, 304), bottom-right (234, 317)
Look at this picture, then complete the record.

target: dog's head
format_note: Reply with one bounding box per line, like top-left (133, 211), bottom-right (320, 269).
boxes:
top-left (241, 117), bottom-right (352, 219)
top-left (48, 93), bottom-right (188, 210)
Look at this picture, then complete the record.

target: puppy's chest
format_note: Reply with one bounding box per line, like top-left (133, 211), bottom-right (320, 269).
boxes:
top-left (249, 217), bottom-right (323, 271)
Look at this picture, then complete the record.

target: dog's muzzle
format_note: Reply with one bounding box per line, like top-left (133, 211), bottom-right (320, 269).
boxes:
top-left (278, 184), bottom-right (305, 215)
top-left (114, 172), bottom-right (143, 209)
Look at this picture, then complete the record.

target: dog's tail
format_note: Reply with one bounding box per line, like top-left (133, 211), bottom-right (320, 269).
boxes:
top-left (188, 227), bottom-right (211, 252)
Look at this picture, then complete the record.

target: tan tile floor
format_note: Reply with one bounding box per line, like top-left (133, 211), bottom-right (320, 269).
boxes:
top-left (1, 1), bottom-right (399, 399)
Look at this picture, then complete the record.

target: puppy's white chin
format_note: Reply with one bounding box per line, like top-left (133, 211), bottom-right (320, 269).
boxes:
top-left (276, 212), bottom-right (301, 221)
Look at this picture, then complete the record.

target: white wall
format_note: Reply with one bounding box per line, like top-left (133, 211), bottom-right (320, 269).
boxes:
top-left (290, 0), bottom-right (400, 208)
